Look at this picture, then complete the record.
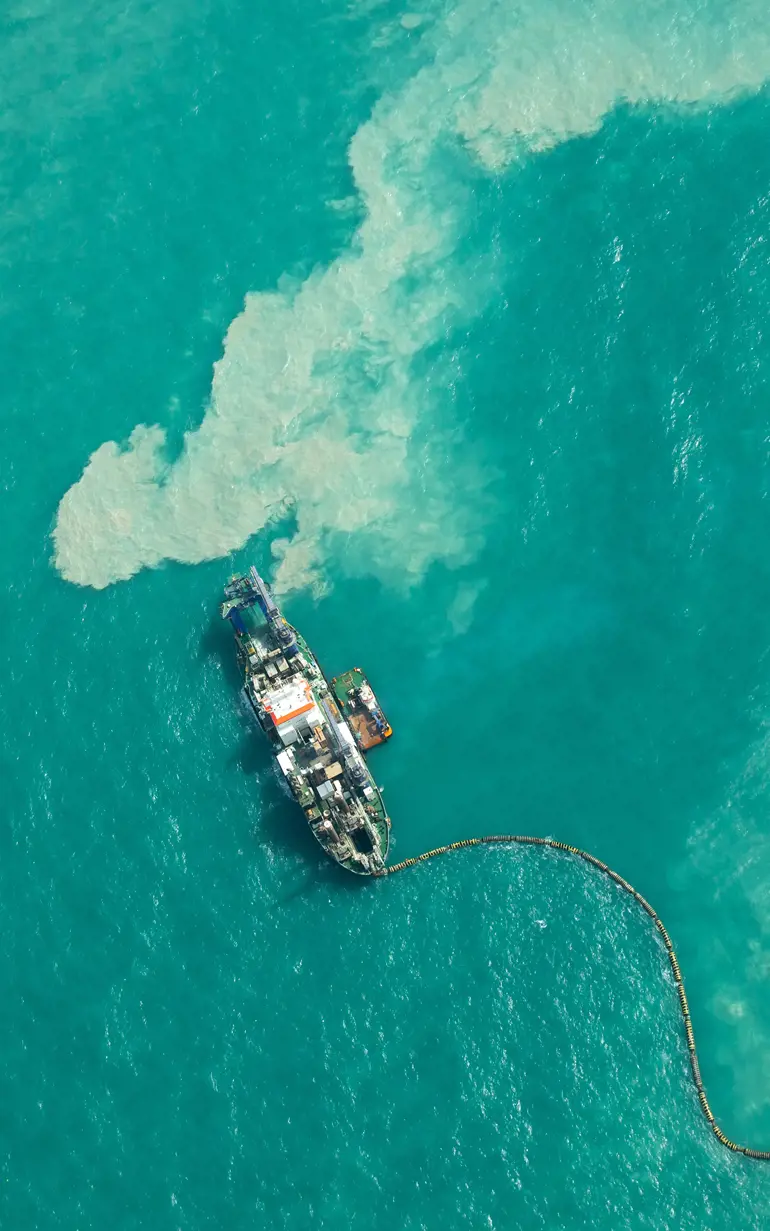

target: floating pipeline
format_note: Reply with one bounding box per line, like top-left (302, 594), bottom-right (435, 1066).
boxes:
top-left (375, 835), bottom-right (770, 1163)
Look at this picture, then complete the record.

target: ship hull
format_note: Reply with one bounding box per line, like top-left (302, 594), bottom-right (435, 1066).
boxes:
top-left (222, 570), bottom-right (390, 875)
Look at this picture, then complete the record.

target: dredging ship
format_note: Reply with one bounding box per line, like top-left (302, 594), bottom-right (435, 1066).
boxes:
top-left (221, 567), bottom-right (392, 875)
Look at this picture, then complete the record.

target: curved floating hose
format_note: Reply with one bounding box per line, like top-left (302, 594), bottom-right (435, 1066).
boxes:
top-left (376, 835), bottom-right (770, 1162)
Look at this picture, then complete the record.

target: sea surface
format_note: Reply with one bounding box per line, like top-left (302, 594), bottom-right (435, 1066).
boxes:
top-left (3, 0), bottom-right (770, 1226)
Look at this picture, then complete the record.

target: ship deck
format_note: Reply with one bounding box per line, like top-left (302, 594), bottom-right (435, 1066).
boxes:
top-left (331, 668), bottom-right (392, 751)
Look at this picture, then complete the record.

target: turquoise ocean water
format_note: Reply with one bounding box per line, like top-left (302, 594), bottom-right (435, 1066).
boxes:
top-left (4, 0), bottom-right (770, 1225)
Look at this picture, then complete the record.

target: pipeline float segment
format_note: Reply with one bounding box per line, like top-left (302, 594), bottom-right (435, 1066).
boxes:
top-left (376, 835), bottom-right (770, 1163)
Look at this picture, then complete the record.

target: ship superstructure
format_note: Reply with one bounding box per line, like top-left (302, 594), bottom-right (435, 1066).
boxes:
top-left (221, 568), bottom-right (390, 875)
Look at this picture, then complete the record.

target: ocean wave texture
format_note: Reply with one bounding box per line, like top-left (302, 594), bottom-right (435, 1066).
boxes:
top-left (1, 0), bottom-right (770, 1228)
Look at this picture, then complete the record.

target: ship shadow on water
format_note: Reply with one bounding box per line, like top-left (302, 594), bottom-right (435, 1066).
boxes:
top-left (198, 609), bottom-right (243, 693)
